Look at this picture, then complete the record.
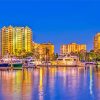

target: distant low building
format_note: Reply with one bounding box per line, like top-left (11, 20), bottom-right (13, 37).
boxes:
top-left (32, 42), bottom-right (54, 60)
top-left (94, 33), bottom-right (100, 52)
top-left (32, 42), bottom-right (40, 50)
top-left (60, 43), bottom-right (86, 55)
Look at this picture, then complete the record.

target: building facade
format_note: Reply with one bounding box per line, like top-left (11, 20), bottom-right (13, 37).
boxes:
top-left (60, 43), bottom-right (86, 54)
top-left (0, 26), bottom-right (32, 56)
top-left (94, 33), bottom-right (100, 52)
top-left (32, 42), bottom-right (54, 60)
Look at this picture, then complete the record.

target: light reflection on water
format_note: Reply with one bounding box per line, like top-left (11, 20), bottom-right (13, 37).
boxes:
top-left (0, 67), bottom-right (100, 100)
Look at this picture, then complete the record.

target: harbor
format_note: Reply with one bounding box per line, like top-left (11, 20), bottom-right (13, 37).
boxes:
top-left (0, 0), bottom-right (100, 99)
top-left (0, 53), bottom-right (99, 71)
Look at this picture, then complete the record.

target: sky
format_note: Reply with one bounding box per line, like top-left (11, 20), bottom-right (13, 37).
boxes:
top-left (0, 0), bottom-right (100, 53)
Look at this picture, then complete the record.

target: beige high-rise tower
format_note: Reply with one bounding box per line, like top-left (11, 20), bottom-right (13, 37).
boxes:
top-left (0, 26), bottom-right (32, 56)
top-left (1, 26), bottom-right (14, 56)
top-left (94, 33), bottom-right (100, 52)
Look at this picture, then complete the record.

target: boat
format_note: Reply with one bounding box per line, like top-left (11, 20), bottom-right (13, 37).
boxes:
top-left (0, 62), bottom-right (10, 67)
top-left (12, 60), bottom-right (23, 68)
top-left (24, 56), bottom-right (42, 66)
top-left (1, 55), bottom-right (23, 68)
top-left (84, 62), bottom-right (96, 65)
top-left (42, 61), bottom-right (51, 66)
top-left (57, 54), bottom-right (84, 67)
top-left (0, 58), bottom-right (10, 67)
top-left (97, 61), bottom-right (100, 65)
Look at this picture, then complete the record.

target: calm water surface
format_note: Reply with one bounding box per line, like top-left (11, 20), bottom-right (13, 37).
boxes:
top-left (0, 66), bottom-right (100, 100)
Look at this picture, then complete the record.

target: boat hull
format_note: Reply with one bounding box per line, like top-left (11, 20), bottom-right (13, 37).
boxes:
top-left (13, 63), bottom-right (22, 68)
top-left (0, 63), bottom-right (10, 67)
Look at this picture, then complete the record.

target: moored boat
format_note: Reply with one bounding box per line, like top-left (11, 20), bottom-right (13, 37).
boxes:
top-left (56, 54), bottom-right (84, 67)
top-left (12, 60), bottom-right (23, 68)
top-left (0, 63), bottom-right (10, 67)
top-left (97, 61), bottom-right (100, 65)
top-left (1, 55), bottom-right (23, 68)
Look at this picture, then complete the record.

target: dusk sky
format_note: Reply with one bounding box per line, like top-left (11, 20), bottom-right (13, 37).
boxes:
top-left (0, 0), bottom-right (100, 53)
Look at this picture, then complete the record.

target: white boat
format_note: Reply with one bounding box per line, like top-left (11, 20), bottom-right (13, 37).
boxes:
top-left (42, 61), bottom-right (51, 65)
top-left (27, 59), bottom-right (35, 67)
top-left (84, 62), bottom-right (96, 65)
top-left (97, 61), bottom-right (100, 65)
top-left (24, 56), bottom-right (42, 66)
top-left (24, 56), bottom-right (33, 61)
top-left (57, 54), bottom-right (84, 66)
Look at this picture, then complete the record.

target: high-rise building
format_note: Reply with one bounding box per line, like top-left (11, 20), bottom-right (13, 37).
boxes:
top-left (0, 30), bottom-right (2, 57)
top-left (1, 26), bottom-right (14, 56)
top-left (94, 33), bottom-right (100, 52)
top-left (0, 26), bottom-right (32, 56)
top-left (60, 43), bottom-right (86, 54)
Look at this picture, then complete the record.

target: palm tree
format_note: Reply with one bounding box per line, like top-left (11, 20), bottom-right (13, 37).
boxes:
top-left (85, 50), bottom-right (96, 61)
top-left (15, 49), bottom-right (18, 56)
top-left (95, 49), bottom-right (100, 61)
top-left (32, 46), bottom-right (40, 60)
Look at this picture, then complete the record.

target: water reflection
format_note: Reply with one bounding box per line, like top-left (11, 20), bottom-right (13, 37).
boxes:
top-left (89, 66), bottom-right (93, 95)
top-left (0, 66), bottom-right (100, 100)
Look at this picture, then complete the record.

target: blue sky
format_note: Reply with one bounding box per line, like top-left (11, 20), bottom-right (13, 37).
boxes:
top-left (0, 0), bottom-right (100, 53)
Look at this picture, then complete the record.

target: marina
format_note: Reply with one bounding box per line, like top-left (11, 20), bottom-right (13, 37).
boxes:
top-left (0, 1), bottom-right (100, 100)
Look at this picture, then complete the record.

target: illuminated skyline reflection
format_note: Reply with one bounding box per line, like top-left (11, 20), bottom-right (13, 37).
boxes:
top-left (0, 67), bottom-right (100, 100)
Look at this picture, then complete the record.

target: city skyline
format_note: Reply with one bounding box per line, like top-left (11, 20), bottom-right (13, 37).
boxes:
top-left (0, 1), bottom-right (100, 100)
top-left (0, 25), bottom-right (100, 54)
top-left (0, 0), bottom-right (100, 53)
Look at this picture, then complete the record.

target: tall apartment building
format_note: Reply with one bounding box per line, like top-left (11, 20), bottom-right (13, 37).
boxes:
top-left (94, 33), bottom-right (100, 52)
top-left (60, 43), bottom-right (86, 54)
top-left (0, 26), bottom-right (32, 56)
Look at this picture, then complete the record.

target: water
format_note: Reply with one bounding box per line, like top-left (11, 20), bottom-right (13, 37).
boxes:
top-left (0, 66), bottom-right (100, 100)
